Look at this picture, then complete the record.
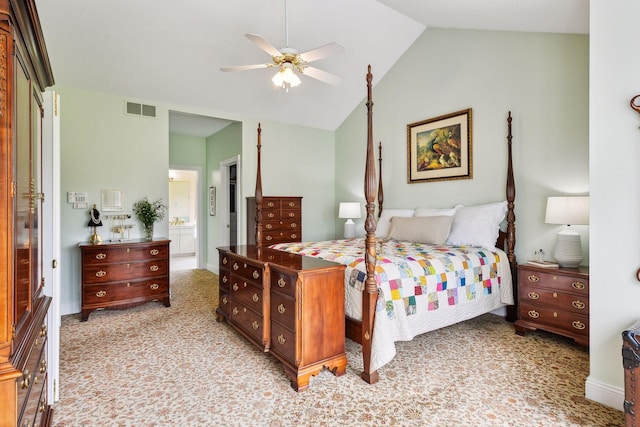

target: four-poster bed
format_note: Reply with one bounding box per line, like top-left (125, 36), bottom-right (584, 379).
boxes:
top-left (249, 66), bottom-right (517, 384)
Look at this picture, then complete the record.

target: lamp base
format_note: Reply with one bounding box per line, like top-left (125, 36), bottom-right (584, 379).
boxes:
top-left (343, 219), bottom-right (355, 239)
top-left (553, 230), bottom-right (582, 268)
top-left (90, 227), bottom-right (102, 245)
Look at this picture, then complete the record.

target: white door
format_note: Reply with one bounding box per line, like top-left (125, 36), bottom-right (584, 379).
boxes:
top-left (42, 91), bottom-right (61, 402)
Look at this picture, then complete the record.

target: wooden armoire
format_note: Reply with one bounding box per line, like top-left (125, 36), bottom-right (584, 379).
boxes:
top-left (0, 1), bottom-right (55, 426)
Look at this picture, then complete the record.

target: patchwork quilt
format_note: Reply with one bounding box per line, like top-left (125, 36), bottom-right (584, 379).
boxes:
top-left (270, 238), bottom-right (513, 371)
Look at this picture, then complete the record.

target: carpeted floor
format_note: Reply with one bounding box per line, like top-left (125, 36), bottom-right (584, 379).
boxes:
top-left (53, 269), bottom-right (624, 426)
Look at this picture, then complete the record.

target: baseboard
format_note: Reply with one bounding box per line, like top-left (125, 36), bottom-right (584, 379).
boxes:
top-left (207, 262), bottom-right (219, 274)
top-left (585, 375), bottom-right (625, 412)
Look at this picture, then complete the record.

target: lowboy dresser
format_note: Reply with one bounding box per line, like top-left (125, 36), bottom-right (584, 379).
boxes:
top-left (217, 245), bottom-right (347, 391)
top-left (79, 239), bottom-right (171, 321)
top-left (514, 264), bottom-right (589, 346)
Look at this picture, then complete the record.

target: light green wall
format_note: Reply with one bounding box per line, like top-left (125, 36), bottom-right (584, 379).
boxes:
top-left (169, 133), bottom-right (206, 166)
top-left (57, 86), bottom-right (169, 315)
top-left (336, 28), bottom-right (589, 267)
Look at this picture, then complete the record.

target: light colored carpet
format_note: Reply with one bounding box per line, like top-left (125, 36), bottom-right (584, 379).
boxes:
top-left (53, 269), bottom-right (623, 426)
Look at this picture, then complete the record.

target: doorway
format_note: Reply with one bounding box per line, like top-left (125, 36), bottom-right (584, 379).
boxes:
top-left (168, 167), bottom-right (202, 270)
top-left (221, 155), bottom-right (241, 247)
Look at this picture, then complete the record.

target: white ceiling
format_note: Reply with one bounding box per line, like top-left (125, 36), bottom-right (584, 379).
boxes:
top-left (35, 0), bottom-right (588, 136)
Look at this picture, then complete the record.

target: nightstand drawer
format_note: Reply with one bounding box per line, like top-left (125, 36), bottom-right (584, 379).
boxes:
top-left (520, 283), bottom-right (589, 314)
top-left (519, 302), bottom-right (589, 337)
top-left (519, 269), bottom-right (588, 296)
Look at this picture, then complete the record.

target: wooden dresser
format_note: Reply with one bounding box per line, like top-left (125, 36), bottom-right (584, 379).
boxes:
top-left (0, 1), bottom-right (56, 425)
top-left (514, 264), bottom-right (589, 346)
top-left (217, 245), bottom-right (347, 391)
top-left (79, 239), bottom-right (171, 321)
top-left (246, 196), bottom-right (302, 246)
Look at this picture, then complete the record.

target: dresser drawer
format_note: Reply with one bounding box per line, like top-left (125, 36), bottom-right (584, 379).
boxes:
top-left (17, 330), bottom-right (47, 421)
top-left (519, 269), bottom-right (588, 295)
top-left (219, 291), bottom-right (231, 316)
top-left (231, 279), bottom-right (264, 314)
top-left (19, 372), bottom-right (47, 427)
top-left (83, 278), bottom-right (169, 305)
top-left (270, 319), bottom-right (296, 364)
top-left (270, 270), bottom-right (296, 297)
top-left (83, 259), bottom-right (168, 284)
top-left (271, 291), bottom-right (295, 327)
top-left (519, 301), bottom-right (589, 337)
top-left (82, 244), bottom-right (168, 264)
top-left (520, 283), bottom-right (589, 314)
top-left (219, 267), bottom-right (230, 292)
top-left (228, 258), bottom-right (263, 284)
top-left (229, 304), bottom-right (264, 344)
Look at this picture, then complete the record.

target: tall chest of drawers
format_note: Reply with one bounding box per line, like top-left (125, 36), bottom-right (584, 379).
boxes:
top-left (79, 239), bottom-right (171, 321)
top-left (246, 196), bottom-right (302, 246)
top-left (217, 246), bottom-right (347, 392)
top-left (514, 264), bottom-right (589, 346)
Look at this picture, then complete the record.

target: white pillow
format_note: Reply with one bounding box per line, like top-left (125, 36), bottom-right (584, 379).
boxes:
top-left (446, 201), bottom-right (508, 249)
top-left (375, 209), bottom-right (415, 238)
top-left (387, 216), bottom-right (454, 245)
top-left (414, 206), bottom-right (460, 217)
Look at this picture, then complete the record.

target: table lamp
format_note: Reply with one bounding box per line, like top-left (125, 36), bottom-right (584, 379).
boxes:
top-left (545, 196), bottom-right (589, 268)
top-left (338, 202), bottom-right (361, 239)
top-left (88, 204), bottom-right (103, 244)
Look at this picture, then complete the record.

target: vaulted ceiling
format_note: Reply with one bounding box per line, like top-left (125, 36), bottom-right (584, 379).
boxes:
top-left (35, 0), bottom-right (588, 135)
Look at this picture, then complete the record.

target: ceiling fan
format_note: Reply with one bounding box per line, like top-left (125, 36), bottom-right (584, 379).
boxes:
top-left (220, 0), bottom-right (345, 90)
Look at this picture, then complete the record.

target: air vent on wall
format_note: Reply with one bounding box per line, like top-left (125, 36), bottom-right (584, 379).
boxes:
top-left (125, 101), bottom-right (156, 118)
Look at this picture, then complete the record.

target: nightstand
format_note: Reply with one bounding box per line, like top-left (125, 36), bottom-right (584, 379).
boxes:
top-left (514, 263), bottom-right (589, 346)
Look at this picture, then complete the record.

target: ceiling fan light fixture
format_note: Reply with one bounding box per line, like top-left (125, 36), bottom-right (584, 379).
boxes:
top-left (272, 63), bottom-right (301, 90)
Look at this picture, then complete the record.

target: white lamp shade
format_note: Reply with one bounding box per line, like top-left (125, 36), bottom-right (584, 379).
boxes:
top-left (338, 202), bottom-right (361, 219)
top-left (545, 196), bottom-right (589, 225)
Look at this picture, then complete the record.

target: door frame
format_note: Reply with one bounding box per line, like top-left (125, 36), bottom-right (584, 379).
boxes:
top-left (168, 164), bottom-right (204, 269)
top-left (220, 155), bottom-right (241, 246)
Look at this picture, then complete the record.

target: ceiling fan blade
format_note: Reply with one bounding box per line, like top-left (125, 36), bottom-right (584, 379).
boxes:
top-left (299, 42), bottom-right (345, 63)
top-left (220, 63), bottom-right (271, 72)
top-left (301, 66), bottom-right (342, 86)
top-left (245, 33), bottom-right (282, 58)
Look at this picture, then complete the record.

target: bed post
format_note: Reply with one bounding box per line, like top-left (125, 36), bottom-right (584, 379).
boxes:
top-left (254, 124), bottom-right (263, 246)
top-left (361, 66), bottom-right (380, 384)
top-left (505, 112), bottom-right (517, 322)
top-left (377, 142), bottom-right (384, 218)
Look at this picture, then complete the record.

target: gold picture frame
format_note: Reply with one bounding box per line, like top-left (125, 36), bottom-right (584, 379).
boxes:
top-left (407, 108), bottom-right (472, 183)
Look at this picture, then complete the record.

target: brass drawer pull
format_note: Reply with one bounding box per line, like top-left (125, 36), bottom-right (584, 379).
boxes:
top-left (222, 276), bottom-right (228, 283)
top-left (267, 202), bottom-right (275, 207)
top-left (126, 248), bottom-right (131, 252)
top-left (266, 224), bottom-right (272, 229)
top-left (96, 270), bottom-right (106, 278)
top-left (268, 212), bottom-right (275, 218)
top-left (252, 321), bottom-right (259, 330)
top-left (252, 293), bottom-right (259, 303)
top-left (572, 281), bottom-right (585, 290)
top-left (288, 212), bottom-right (295, 218)
top-left (527, 274), bottom-right (540, 283)
top-left (40, 324), bottom-right (47, 338)
top-left (222, 296), bottom-right (228, 305)
top-left (278, 278), bottom-right (286, 288)
top-left (527, 310), bottom-right (540, 319)
top-left (291, 223), bottom-right (297, 228)
top-left (95, 253), bottom-right (106, 260)
top-left (253, 270), bottom-right (260, 279)
top-left (222, 257), bottom-right (228, 265)
top-left (291, 234), bottom-right (297, 239)
top-left (572, 320), bottom-right (586, 330)
top-left (21, 369), bottom-right (31, 389)
top-left (232, 307), bottom-right (239, 315)
top-left (277, 334), bottom-right (286, 345)
top-left (149, 265), bottom-right (159, 272)
top-left (278, 304), bottom-right (285, 314)
top-left (150, 283), bottom-right (159, 290)
top-left (572, 300), bottom-right (586, 310)
top-left (96, 290), bottom-right (107, 297)
top-left (233, 283), bottom-right (239, 291)
top-left (39, 359), bottom-right (47, 374)
top-left (38, 397), bottom-right (47, 413)
top-left (288, 202), bottom-right (295, 207)
top-left (527, 292), bottom-right (539, 300)
top-left (266, 236), bottom-right (273, 241)
top-left (233, 262), bottom-right (239, 270)
top-left (150, 249), bottom-right (159, 256)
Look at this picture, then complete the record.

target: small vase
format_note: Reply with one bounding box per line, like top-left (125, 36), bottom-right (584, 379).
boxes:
top-left (143, 223), bottom-right (154, 241)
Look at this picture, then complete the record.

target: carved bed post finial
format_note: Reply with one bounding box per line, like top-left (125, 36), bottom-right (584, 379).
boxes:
top-left (361, 65), bottom-right (379, 384)
top-left (255, 123), bottom-right (263, 245)
top-left (377, 142), bottom-right (384, 218)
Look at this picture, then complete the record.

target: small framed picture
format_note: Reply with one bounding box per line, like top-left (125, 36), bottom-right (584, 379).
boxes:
top-left (209, 187), bottom-right (216, 216)
top-left (407, 108), bottom-right (472, 183)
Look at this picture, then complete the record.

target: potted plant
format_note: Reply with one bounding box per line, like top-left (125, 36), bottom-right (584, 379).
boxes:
top-left (132, 197), bottom-right (167, 240)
